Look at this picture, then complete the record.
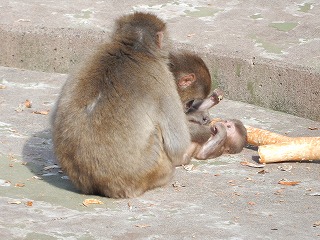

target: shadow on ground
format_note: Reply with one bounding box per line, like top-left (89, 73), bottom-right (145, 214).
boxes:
top-left (22, 128), bottom-right (80, 194)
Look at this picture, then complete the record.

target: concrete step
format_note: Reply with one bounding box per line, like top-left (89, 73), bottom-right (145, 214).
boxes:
top-left (0, 0), bottom-right (320, 120)
top-left (1, 66), bottom-right (320, 239)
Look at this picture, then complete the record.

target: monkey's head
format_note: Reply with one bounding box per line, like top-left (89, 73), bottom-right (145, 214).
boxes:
top-left (112, 12), bottom-right (168, 55)
top-left (169, 52), bottom-right (212, 105)
top-left (222, 119), bottom-right (247, 154)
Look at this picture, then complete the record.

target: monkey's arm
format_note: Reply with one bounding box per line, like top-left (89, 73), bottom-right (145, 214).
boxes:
top-left (160, 96), bottom-right (191, 167)
top-left (193, 124), bottom-right (227, 160)
top-left (188, 122), bottom-right (212, 144)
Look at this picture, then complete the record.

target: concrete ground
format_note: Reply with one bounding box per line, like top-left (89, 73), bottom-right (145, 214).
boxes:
top-left (1, 1), bottom-right (320, 239)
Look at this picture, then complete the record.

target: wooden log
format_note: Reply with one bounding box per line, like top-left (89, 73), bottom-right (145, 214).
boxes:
top-left (245, 125), bottom-right (292, 146)
top-left (258, 137), bottom-right (320, 163)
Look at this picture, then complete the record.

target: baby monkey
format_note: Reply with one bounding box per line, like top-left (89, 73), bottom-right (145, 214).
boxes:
top-left (183, 92), bottom-right (247, 163)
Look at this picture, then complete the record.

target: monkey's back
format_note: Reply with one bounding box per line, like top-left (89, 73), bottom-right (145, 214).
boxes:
top-left (52, 43), bottom-right (186, 198)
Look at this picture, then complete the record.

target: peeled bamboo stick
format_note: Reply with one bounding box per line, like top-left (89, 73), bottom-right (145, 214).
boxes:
top-left (210, 118), bottom-right (222, 125)
top-left (258, 137), bottom-right (320, 163)
top-left (245, 125), bottom-right (292, 146)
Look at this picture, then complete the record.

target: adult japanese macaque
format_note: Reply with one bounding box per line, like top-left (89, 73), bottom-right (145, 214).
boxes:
top-left (51, 12), bottom-right (191, 198)
top-left (169, 52), bottom-right (247, 163)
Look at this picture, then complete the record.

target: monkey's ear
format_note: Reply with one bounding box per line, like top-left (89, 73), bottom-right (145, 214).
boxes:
top-left (178, 73), bottom-right (196, 88)
top-left (156, 32), bottom-right (164, 48)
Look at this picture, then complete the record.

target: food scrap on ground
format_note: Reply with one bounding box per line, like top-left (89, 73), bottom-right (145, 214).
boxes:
top-left (183, 164), bottom-right (194, 171)
top-left (82, 198), bottom-right (104, 207)
top-left (240, 161), bottom-right (265, 168)
top-left (8, 200), bottom-right (22, 205)
top-left (135, 224), bottom-right (151, 228)
top-left (172, 181), bottom-right (186, 188)
top-left (15, 183), bottom-right (25, 187)
top-left (32, 110), bottom-right (50, 115)
top-left (24, 99), bottom-right (32, 108)
top-left (278, 180), bottom-right (300, 186)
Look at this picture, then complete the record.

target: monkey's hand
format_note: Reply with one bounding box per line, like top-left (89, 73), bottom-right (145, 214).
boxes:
top-left (193, 122), bottom-right (227, 159)
top-left (210, 122), bottom-right (227, 137)
top-left (210, 88), bottom-right (224, 104)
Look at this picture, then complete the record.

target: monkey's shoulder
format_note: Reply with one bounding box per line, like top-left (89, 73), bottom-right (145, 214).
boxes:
top-left (91, 42), bottom-right (168, 69)
top-left (80, 45), bottom-right (170, 82)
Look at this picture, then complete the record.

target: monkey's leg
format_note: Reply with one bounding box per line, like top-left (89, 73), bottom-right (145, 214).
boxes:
top-left (194, 124), bottom-right (227, 159)
top-left (204, 88), bottom-right (224, 109)
top-left (192, 88), bottom-right (224, 112)
top-left (182, 142), bottom-right (200, 165)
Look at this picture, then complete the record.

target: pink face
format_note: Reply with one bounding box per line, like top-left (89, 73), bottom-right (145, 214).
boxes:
top-left (221, 120), bottom-right (237, 137)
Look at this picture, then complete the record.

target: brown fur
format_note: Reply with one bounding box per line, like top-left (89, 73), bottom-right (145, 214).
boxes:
top-left (169, 51), bottom-right (212, 104)
top-left (51, 12), bottom-right (190, 198)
